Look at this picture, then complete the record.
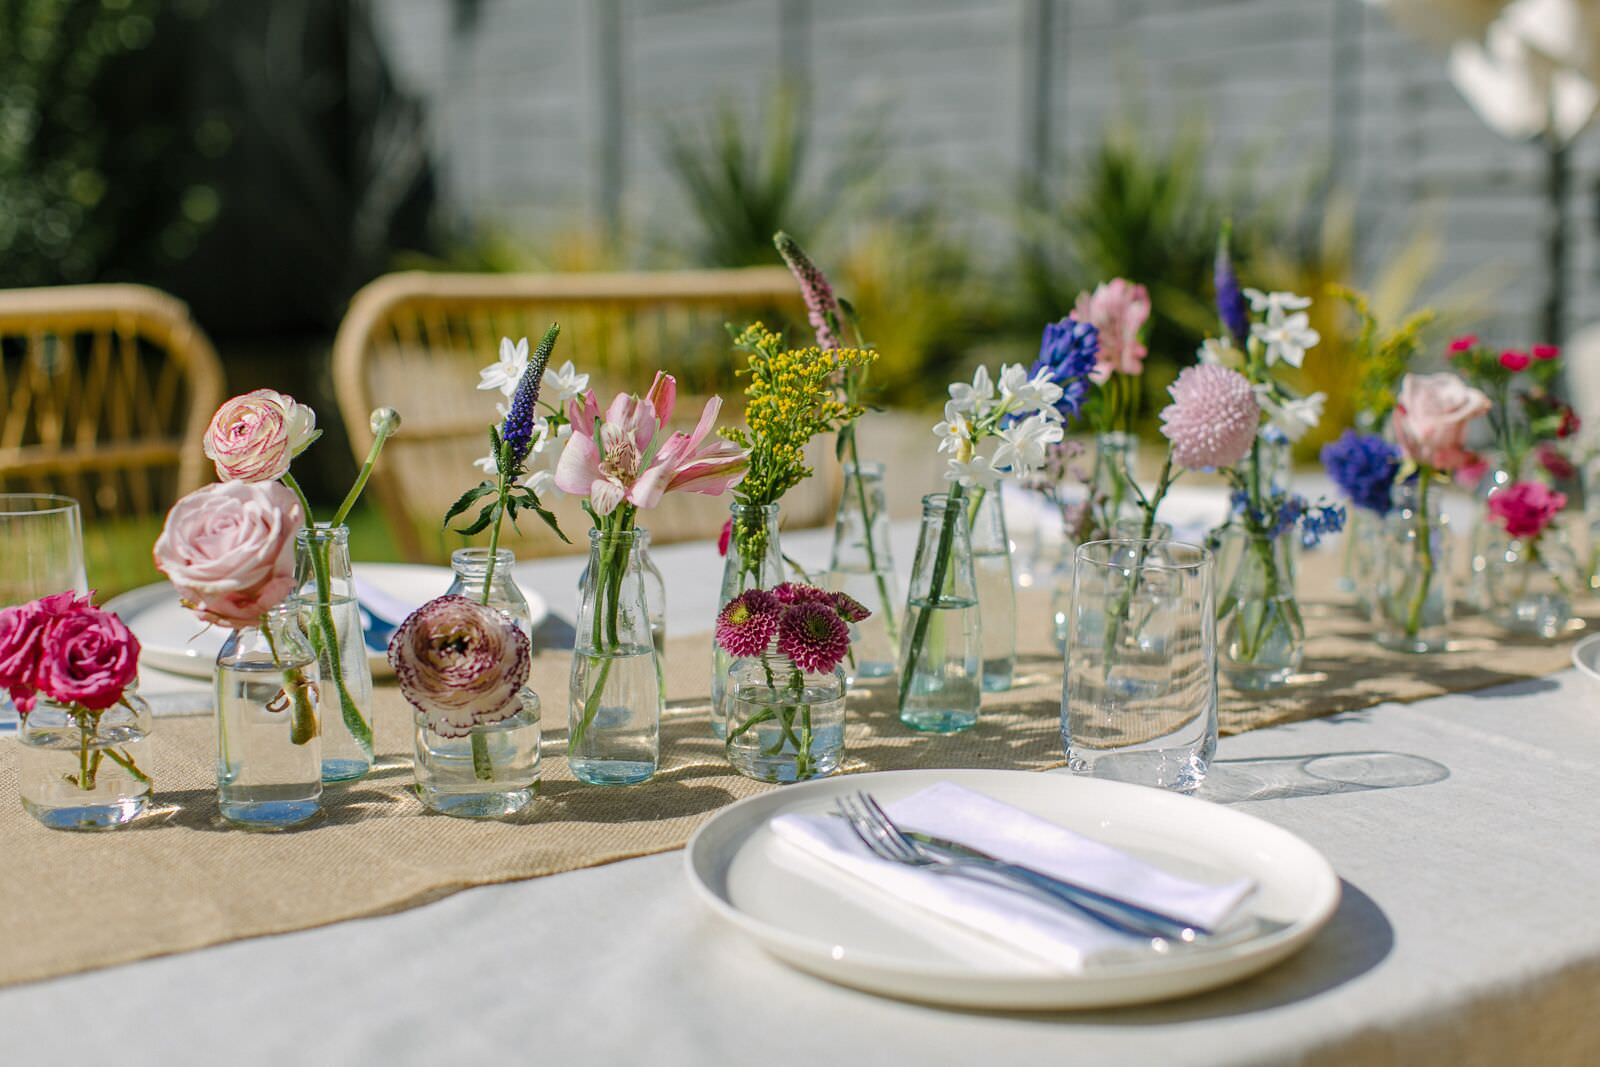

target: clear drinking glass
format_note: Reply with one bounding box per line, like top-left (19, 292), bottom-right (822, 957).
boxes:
top-left (711, 503), bottom-right (785, 737)
top-left (569, 528), bottom-right (661, 785)
top-left (413, 689), bottom-right (541, 818)
top-left (214, 604), bottom-right (323, 829)
top-left (18, 691), bottom-right (154, 830)
top-left (1053, 519), bottom-right (1172, 652)
top-left (968, 486), bottom-right (1016, 693)
top-left (824, 463), bottom-right (901, 683)
top-left (0, 494), bottom-right (88, 729)
top-left (724, 644), bottom-right (846, 783)
top-left (446, 548), bottom-right (534, 643)
top-left (1064, 539), bottom-right (1217, 794)
top-left (898, 492), bottom-right (982, 734)
top-left (293, 524), bottom-right (374, 782)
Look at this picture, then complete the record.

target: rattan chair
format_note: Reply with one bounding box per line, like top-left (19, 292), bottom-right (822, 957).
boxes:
top-left (331, 268), bottom-right (826, 562)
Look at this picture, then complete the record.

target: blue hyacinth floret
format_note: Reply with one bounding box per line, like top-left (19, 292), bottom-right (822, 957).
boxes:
top-left (1032, 317), bottom-right (1100, 422)
top-left (1319, 430), bottom-right (1402, 516)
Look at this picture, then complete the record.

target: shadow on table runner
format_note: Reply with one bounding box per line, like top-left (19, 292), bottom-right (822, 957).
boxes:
top-left (0, 583), bottom-right (1590, 988)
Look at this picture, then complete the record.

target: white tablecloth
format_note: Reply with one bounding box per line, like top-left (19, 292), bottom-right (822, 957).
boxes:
top-left (5, 493), bottom-right (1597, 1066)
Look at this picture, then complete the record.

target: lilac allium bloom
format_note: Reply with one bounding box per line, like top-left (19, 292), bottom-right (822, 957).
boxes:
top-left (1320, 430), bottom-right (1402, 516)
top-left (501, 326), bottom-right (557, 471)
top-left (1032, 317), bottom-right (1100, 422)
top-left (1214, 229), bottom-right (1251, 350)
top-left (775, 231), bottom-right (841, 350)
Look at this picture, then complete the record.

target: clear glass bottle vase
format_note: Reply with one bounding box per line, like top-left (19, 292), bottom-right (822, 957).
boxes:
top-left (1218, 529), bottom-right (1305, 690)
top-left (446, 548), bottom-right (534, 642)
top-left (18, 690), bottom-right (154, 830)
top-left (214, 604), bottom-right (323, 829)
top-left (1089, 432), bottom-right (1141, 536)
top-left (569, 528), bottom-right (661, 785)
top-left (966, 485), bottom-right (1016, 693)
top-left (1374, 476), bottom-right (1453, 653)
top-left (710, 503), bottom-right (786, 738)
top-left (293, 524), bottom-right (374, 783)
top-left (1481, 528), bottom-right (1581, 638)
top-left (413, 688), bottom-right (542, 818)
top-left (897, 491), bottom-right (982, 734)
top-left (724, 641), bottom-right (846, 783)
top-left (824, 463), bottom-right (901, 683)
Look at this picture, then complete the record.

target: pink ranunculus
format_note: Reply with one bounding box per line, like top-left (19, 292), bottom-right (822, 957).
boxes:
top-left (1498, 349), bottom-right (1530, 372)
top-left (1074, 279), bottom-right (1151, 384)
top-left (153, 481), bottom-right (305, 629)
top-left (1487, 481), bottom-right (1567, 540)
top-left (34, 605), bottom-right (140, 711)
top-left (1391, 372), bottom-right (1491, 473)
top-left (203, 389), bottom-right (319, 483)
top-left (388, 595), bottom-right (529, 738)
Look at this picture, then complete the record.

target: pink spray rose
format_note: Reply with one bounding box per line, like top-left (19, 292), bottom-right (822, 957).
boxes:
top-left (153, 480), bottom-right (305, 629)
top-left (1487, 481), bottom-right (1567, 541)
top-left (203, 389), bottom-right (319, 483)
top-left (33, 605), bottom-right (140, 712)
top-left (1074, 279), bottom-right (1151, 383)
top-left (0, 593), bottom-right (98, 712)
top-left (1392, 373), bottom-right (1491, 473)
top-left (389, 595), bottom-right (530, 738)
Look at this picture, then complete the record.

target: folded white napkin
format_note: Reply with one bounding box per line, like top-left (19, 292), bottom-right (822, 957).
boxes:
top-left (770, 782), bottom-right (1256, 971)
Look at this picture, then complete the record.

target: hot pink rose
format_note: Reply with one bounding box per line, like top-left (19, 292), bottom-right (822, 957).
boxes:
top-left (0, 592), bottom-right (95, 713)
top-left (1498, 349), bottom-right (1530, 372)
top-left (1531, 344), bottom-right (1560, 361)
top-left (203, 389), bottom-right (319, 483)
top-left (1447, 334), bottom-right (1479, 355)
top-left (153, 481), bottom-right (305, 629)
top-left (389, 595), bottom-right (530, 738)
top-left (1392, 373), bottom-right (1491, 473)
top-left (1487, 481), bottom-right (1567, 541)
top-left (1074, 279), bottom-right (1151, 383)
top-left (34, 605), bottom-right (140, 711)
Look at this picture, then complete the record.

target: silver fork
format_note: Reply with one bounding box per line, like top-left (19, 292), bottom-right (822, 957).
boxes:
top-left (833, 794), bottom-right (1183, 943)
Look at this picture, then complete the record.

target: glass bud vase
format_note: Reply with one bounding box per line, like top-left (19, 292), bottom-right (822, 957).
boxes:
top-left (413, 688), bottom-right (541, 818)
top-left (1374, 478), bottom-right (1453, 653)
top-left (293, 524), bottom-right (374, 783)
top-left (898, 491), bottom-right (982, 734)
top-left (1089, 432), bottom-right (1141, 536)
top-left (570, 528), bottom-right (661, 785)
top-left (1055, 519), bottom-right (1172, 652)
top-left (1218, 530), bottom-right (1304, 690)
top-left (725, 642), bottom-right (846, 783)
top-left (711, 503), bottom-right (785, 738)
top-left (1465, 459), bottom-right (1517, 612)
top-left (1481, 528), bottom-right (1581, 638)
top-left (18, 691), bottom-right (153, 830)
top-left (214, 604), bottom-right (323, 829)
top-left (447, 548), bottom-right (533, 642)
top-left (640, 530), bottom-right (667, 706)
top-left (824, 463), bottom-right (901, 683)
top-left (968, 486), bottom-right (1016, 693)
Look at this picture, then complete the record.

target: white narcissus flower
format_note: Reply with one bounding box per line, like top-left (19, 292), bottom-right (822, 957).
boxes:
top-left (933, 403), bottom-right (971, 456)
top-left (947, 365), bottom-right (995, 415)
top-left (993, 414), bottom-right (1064, 476)
top-left (1251, 311), bottom-right (1321, 368)
top-left (544, 360), bottom-right (590, 404)
top-left (945, 453), bottom-right (1001, 489)
top-left (478, 336), bottom-right (529, 397)
top-left (1255, 388), bottom-right (1326, 442)
top-left (1198, 337), bottom-right (1246, 370)
top-left (1242, 289), bottom-right (1313, 319)
top-left (997, 362), bottom-right (1064, 420)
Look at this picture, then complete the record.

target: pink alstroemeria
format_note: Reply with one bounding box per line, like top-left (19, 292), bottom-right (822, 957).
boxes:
top-left (631, 396), bottom-right (749, 507)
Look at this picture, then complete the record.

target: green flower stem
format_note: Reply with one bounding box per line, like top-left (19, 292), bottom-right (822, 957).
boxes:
top-left (75, 709), bottom-right (95, 791)
top-left (897, 482), bottom-right (965, 713)
top-left (842, 427), bottom-right (898, 643)
top-left (262, 618), bottom-right (319, 746)
top-left (103, 746), bottom-right (150, 784)
top-left (1102, 455), bottom-right (1176, 670)
top-left (330, 418), bottom-right (397, 527)
top-left (570, 514), bottom-right (637, 753)
top-left (471, 462), bottom-right (518, 780)
top-left (1405, 470), bottom-right (1435, 639)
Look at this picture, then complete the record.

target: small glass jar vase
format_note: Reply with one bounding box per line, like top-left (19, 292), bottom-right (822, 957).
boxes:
top-left (898, 491), bottom-right (982, 734)
top-left (293, 524), bottom-right (374, 783)
top-left (1055, 519), bottom-right (1172, 652)
top-left (1481, 528), bottom-right (1582, 638)
top-left (18, 691), bottom-right (153, 830)
top-left (967, 486), bottom-right (1016, 693)
top-left (725, 643), bottom-right (846, 783)
top-left (1218, 530), bottom-right (1304, 690)
top-left (446, 548), bottom-right (534, 642)
top-left (1466, 459), bottom-right (1518, 612)
top-left (413, 689), bottom-right (541, 818)
top-left (824, 463), bottom-right (901, 683)
top-left (1374, 477), bottom-right (1453, 653)
top-left (711, 503), bottom-right (786, 737)
top-left (1088, 432), bottom-right (1141, 536)
top-left (1337, 508), bottom-right (1384, 611)
top-left (570, 528), bottom-right (661, 785)
top-left (214, 604), bottom-right (323, 829)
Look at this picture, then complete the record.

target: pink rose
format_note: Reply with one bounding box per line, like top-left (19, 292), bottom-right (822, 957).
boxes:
top-left (203, 389), bottom-right (319, 483)
top-left (153, 481), bottom-right (305, 629)
top-left (1498, 349), bottom-right (1530, 372)
top-left (1447, 334), bottom-right (1479, 355)
top-left (0, 593), bottom-right (95, 713)
top-left (1392, 373), bottom-right (1491, 473)
top-left (1487, 481), bottom-right (1567, 540)
top-left (34, 605), bottom-right (140, 711)
top-left (1074, 279), bottom-right (1151, 383)
top-left (1531, 344), bottom-right (1560, 361)
top-left (388, 595), bottom-right (530, 737)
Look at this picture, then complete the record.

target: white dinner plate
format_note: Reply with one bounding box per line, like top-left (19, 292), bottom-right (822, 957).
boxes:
top-left (105, 563), bottom-right (549, 680)
top-left (685, 768), bottom-right (1340, 1010)
top-left (1572, 633), bottom-right (1600, 686)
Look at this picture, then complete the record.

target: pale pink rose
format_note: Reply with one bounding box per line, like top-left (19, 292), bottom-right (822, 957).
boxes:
top-left (34, 605), bottom-right (140, 712)
top-left (203, 389), bottom-right (319, 483)
top-left (1074, 279), bottom-right (1151, 384)
top-left (388, 595), bottom-right (530, 738)
top-left (153, 481), bottom-right (305, 629)
top-left (1392, 373), bottom-right (1491, 473)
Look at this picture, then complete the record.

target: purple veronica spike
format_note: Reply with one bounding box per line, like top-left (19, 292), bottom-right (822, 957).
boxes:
top-left (775, 231), bottom-right (841, 350)
top-left (500, 323), bottom-right (559, 472)
top-left (1214, 226), bottom-right (1250, 350)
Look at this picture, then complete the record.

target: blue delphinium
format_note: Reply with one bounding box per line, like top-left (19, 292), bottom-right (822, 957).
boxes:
top-left (1231, 490), bottom-right (1347, 548)
top-left (1032, 317), bottom-right (1100, 422)
top-left (1320, 430), bottom-right (1402, 516)
top-left (1214, 224), bottom-right (1250, 350)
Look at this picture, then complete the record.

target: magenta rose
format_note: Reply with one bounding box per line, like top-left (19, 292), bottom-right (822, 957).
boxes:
top-left (389, 595), bottom-right (530, 737)
top-left (34, 605), bottom-right (140, 711)
top-left (0, 592), bottom-right (94, 712)
top-left (203, 389), bottom-right (319, 483)
top-left (1487, 481), bottom-right (1567, 541)
top-left (153, 480), bottom-right (305, 629)
top-left (1392, 373), bottom-right (1491, 473)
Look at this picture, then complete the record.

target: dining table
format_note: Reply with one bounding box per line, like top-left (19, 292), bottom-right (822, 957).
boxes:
top-left (3, 485), bottom-right (1598, 1067)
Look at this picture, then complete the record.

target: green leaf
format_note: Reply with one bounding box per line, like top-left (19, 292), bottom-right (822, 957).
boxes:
top-left (454, 502), bottom-right (500, 537)
top-left (442, 482), bottom-right (496, 528)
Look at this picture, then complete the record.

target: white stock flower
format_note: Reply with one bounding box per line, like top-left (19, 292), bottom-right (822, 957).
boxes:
top-left (1255, 387), bottom-right (1326, 442)
top-left (544, 360), bottom-right (590, 404)
top-left (478, 337), bottom-right (529, 397)
top-left (947, 365), bottom-right (995, 415)
top-left (992, 414), bottom-right (1064, 476)
top-left (933, 404), bottom-right (971, 456)
top-left (1198, 337), bottom-right (1245, 370)
top-left (1251, 311), bottom-right (1320, 368)
top-left (1243, 289), bottom-right (1313, 319)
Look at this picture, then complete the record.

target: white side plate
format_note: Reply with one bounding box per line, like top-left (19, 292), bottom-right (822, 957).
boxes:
top-left (685, 768), bottom-right (1339, 1010)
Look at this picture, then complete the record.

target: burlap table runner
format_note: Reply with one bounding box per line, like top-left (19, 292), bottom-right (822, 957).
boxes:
top-left (2, 575), bottom-right (1593, 989)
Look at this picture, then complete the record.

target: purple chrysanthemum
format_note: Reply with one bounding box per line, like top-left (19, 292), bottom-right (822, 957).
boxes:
top-left (777, 601), bottom-right (852, 674)
top-left (499, 324), bottom-right (558, 471)
top-left (831, 591), bottom-right (870, 624)
top-left (772, 582), bottom-right (833, 606)
top-left (715, 589), bottom-right (780, 658)
top-left (1214, 226), bottom-right (1250, 350)
top-left (775, 231), bottom-right (841, 350)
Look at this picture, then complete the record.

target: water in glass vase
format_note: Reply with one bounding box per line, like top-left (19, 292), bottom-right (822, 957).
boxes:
top-left (215, 659), bottom-right (322, 829)
top-left (826, 561), bottom-right (899, 680)
top-left (899, 595), bottom-right (982, 733)
top-left (19, 699), bottom-right (153, 831)
top-left (569, 645), bottom-right (659, 785)
top-left (968, 488), bottom-right (1015, 693)
top-left (413, 691), bottom-right (541, 818)
top-left (726, 681), bottom-right (845, 783)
